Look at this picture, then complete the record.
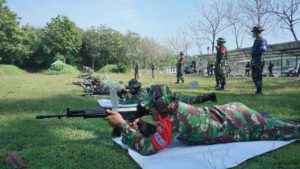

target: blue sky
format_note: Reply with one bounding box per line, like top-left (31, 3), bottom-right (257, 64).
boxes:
top-left (6, 0), bottom-right (300, 55)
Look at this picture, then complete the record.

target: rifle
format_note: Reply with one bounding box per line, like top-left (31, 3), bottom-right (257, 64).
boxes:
top-left (36, 105), bottom-right (150, 137)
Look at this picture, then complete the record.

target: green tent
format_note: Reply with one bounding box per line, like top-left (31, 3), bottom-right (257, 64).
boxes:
top-left (51, 60), bottom-right (65, 70)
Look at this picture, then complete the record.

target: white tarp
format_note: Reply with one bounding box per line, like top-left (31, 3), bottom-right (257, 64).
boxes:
top-left (113, 137), bottom-right (296, 169)
top-left (98, 99), bottom-right (137, 108)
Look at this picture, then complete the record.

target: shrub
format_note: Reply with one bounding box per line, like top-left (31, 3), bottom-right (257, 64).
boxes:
top-left (43, 64), bottom-right (79, 75)
top-left (0, 64), bottom-right (26, 75)
top-left (98, 64), bottom-right (128, 73)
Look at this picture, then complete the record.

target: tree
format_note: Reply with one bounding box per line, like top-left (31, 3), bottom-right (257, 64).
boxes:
top-left (124, 30), bottom-right (141, 68)
top-left (80, 25), bottom-right (126, 70)
top-left (0, 0), bottom-right (30, 65)
top-left (193, 0), bottom-right (231, 54)
top-left (240, 0), bottom-right (273, 30)
top-left (43, 15), bottom-right (82, 64)
top-left (226, 0), bottom-right (247, 48)
top-left (268, 0), bottom-right (300, 41)
top-left (166, 30), bottom-right (193, 56)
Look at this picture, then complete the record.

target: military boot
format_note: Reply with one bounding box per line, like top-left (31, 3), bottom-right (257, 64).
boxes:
top-left (195, 93), bottom-right (217, 103)
top-left (255, 88), bottom-right (262, 95)
top-left (216, 84), bottom-right (225, 91)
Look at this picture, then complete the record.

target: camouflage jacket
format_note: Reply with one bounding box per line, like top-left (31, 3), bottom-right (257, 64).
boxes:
top-left (121, 101), bottom-right (300, 155)
top-left (251, 37), bottom-right (267, 66)
top-left (215, 45), bottom-right (227, 74)
top-left (119, 88), bottom-right (148, 104)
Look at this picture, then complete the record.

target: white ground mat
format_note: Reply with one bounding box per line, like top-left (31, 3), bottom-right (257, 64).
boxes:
top-left (113, 137), bottom-right (296, 169)
top-left (98, 99), bottom-right (137, 108)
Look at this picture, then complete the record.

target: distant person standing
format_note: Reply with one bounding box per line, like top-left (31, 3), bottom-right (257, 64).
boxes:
top-left (176, 51), bottom-right (185, 84)
top-left (215, 37), bottom-right (227, 90)
top-left (251, 26), bottom-right (267, 95)
top-left (268, 62), bottom-right (274, 76)
top-left (151, 64), bottom-right (156, 79)
top-left (210, 62), bottom-right (214, 77)
top-left (134, 62), bottom-right (139, 80)
top-left (207, 62), bottom-right (211, 76)
top-left (245, 62), bottom-right (251, 77)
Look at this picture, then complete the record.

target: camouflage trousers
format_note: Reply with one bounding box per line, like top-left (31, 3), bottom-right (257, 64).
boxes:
top-left (176, 103), bottom-right (300, 144)
top-left (252, 63), bottom-right (264, 89)
top-left (176, 76), bottom-right (184, 83)
top-left (177, 94), bottom-right (213, 104)
top-left (215, 73), bottom-right (226, 87)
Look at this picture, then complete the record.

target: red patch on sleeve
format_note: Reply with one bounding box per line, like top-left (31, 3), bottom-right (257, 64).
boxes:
top-left (219, 46), bottom-right (227, 55)
top-left (151, 115), bottom-right (172, 151)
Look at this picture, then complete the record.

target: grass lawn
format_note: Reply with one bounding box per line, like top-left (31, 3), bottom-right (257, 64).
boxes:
top-left (0, 72), bottom-right (300, 169)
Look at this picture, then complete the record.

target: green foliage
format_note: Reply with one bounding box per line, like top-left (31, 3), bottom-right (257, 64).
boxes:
top-left (0, 1), bottom-right (31, 65)
top-left (80, 26), bottom-right (127, 70)
top-left (116, 63), bottom-right (128, 73)
top-left (43, 64), bottom-right (79, 75)
top-left (97, 64), bottom-right (118, 73)
top-left (43, 15), bottom-right (82, 63)
top-left (97, 64), bottom-right (128, 73)
top-left (0, 64), bottom-right (26, 74)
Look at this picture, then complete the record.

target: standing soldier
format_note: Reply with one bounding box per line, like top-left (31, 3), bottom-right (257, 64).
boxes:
top-left (176, 51), bottom-right (185, 84)
top-left (245, 62), bottom-right (251, 77)
top-left (251, 26), bottom-right (267, 95)
top-left (151, 64), bottom-right (156, 79)
top-left (207, 62), bottom-right (211, 76)
top-left (215, 37), bottom-right (227, 90)
top-left (268, 62), bottom-right (274, 77)
top-left (210, 62), bottom-right (214, 77)
top-left (134, 61), bottom-right (139, 80)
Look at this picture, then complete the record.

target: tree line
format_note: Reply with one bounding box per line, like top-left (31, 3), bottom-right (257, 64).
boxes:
top-left (0, 0), bottom-right (176, 72)
top-left (167, 0), bottom-right (300, 55)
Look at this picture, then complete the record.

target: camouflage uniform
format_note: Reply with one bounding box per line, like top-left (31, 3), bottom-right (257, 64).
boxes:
top-left (119, 79), bottom-right (147, 104)
top-left (134, 62), bottom-right (139, 80)
top-left (209, 63), bottom-right (214, 77)
top-left (83, 79), bottom-right (125, 95)
top-left (251, 26), bottom-right (267, 94)
top-left (119, 88), bottom-right (148, 104)
top-left (215, 38), bottom-right (227, 90)
top-left (176, 51), bottom-right (185, 84)
top-left (120, 85), bottom-right (300, 155)
top-left (245, 62), bottom-right (251, 77)
top-left (120, 84), bottom-right (216, 105)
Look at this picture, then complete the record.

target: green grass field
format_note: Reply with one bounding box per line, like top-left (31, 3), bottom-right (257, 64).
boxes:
top-left (0, 72), bottom-right (300, 169)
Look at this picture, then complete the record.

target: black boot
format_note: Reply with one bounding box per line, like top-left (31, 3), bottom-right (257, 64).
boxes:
top-left (194, 93), bottom-right (217, 103)
top-left (216, 84), bottom-right (225, 91)
top-left (214, 84), bottom-right (220, 89)
top-left (255, 88), bottom-right (262, 95)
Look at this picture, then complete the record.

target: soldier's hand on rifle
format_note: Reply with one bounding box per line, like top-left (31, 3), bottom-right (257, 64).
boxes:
top-left (129, 118), bottom-right (140, 130)
top-left (104, 110), bottom-right (126, 128)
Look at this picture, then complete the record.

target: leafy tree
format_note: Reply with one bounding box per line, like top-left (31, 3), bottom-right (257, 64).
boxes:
top-left (0, 0), bottom-right (31, 65)
top-left (124, 30), bottom-right (141, 67)
top-left (80, 25), bottom-right (126, 70)
top-left (43, 15), bottom-right (82, 64)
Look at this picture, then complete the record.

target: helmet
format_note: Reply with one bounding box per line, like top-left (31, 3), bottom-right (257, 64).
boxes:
top-left (143, 84), bottom-right (174, 108)
top-left (126, 79), bottom-right (142, 89)
top-left (179, 51), bottom-right (184, 56)
top-left (251, 26), bottom-right (264, 32)
top-left (216, 37), bottom-right (226, 43)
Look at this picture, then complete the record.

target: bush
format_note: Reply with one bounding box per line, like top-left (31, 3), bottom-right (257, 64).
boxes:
top-left (98, 64), bottom-right (128, 73)
top-left (0, 64), bottom-right (26, 75)
top-left (43, 64), bottom-right (79, 75)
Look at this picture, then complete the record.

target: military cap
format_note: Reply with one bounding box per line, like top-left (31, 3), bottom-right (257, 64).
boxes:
top-left (143, 84), bottom-right (174, 107)
top-left (251, 26), bottom-right (264, 32)
top-left (217, 37), bottom-right (226, 43)
top-left (126, 79), bottom-right (142, 89)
